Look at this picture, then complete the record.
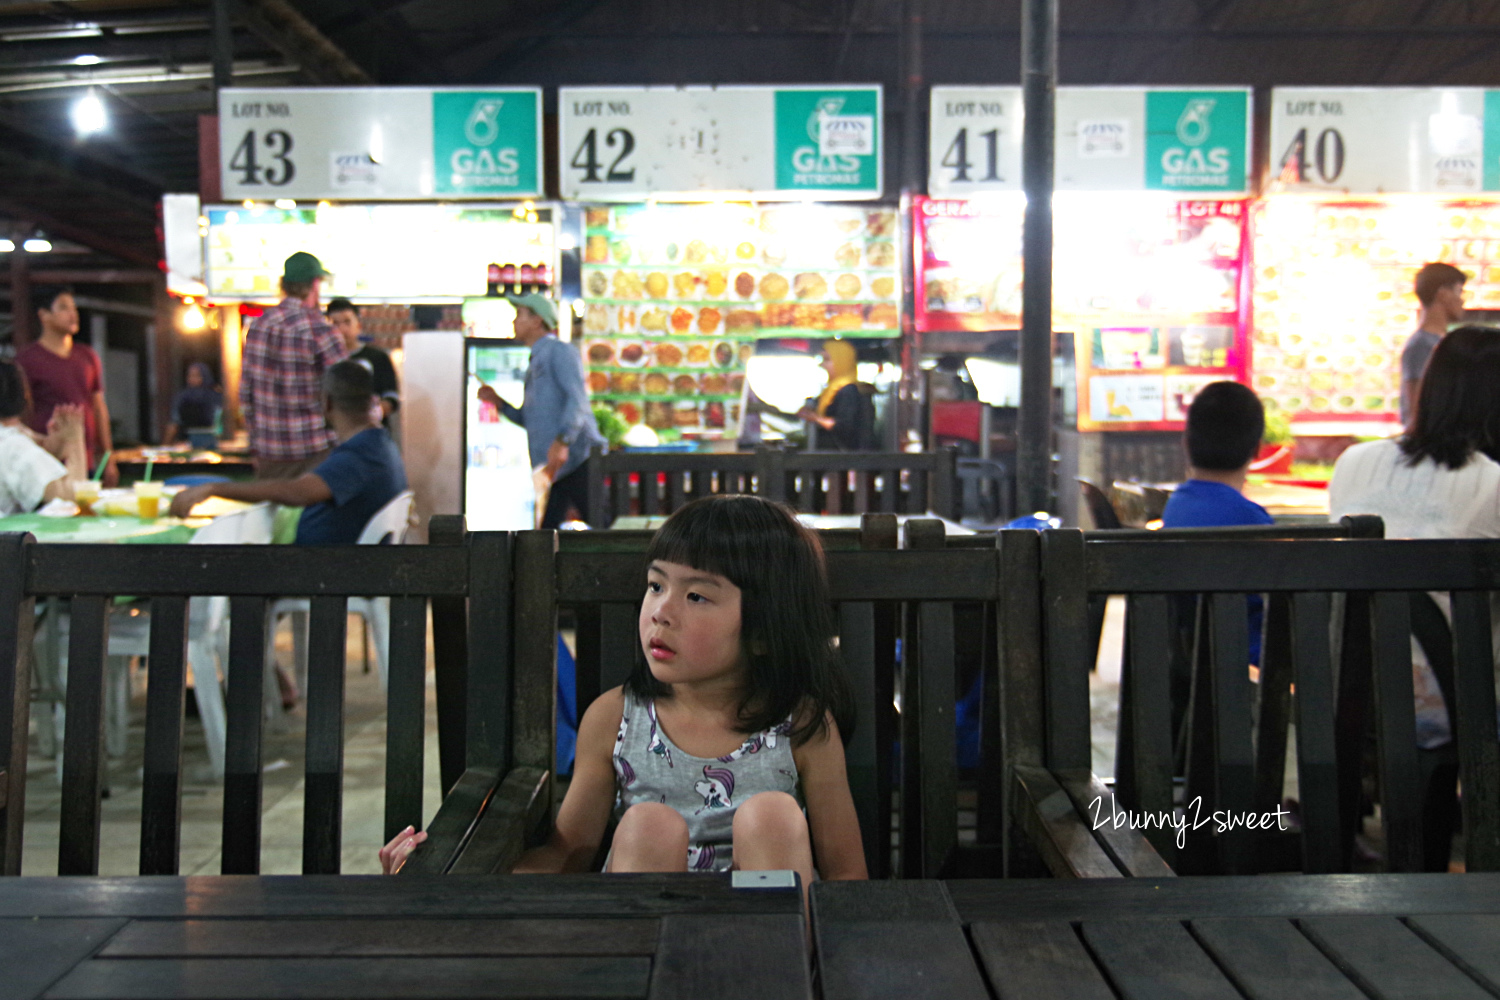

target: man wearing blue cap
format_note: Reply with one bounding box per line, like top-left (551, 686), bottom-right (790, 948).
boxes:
top-left (476, 293), bottom-right (605, 527)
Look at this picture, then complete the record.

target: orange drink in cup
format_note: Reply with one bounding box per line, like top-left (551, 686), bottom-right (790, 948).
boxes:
top-left (73, 480), bottom-right (101, 516)
top-left (134, 480), bottom-right (163, 520)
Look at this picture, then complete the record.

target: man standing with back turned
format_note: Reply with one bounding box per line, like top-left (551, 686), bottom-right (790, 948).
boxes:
top-left (241, 252), bottom-right (348, 479)
top-left (1400, 262), bottom-right (1467, 427)
top-left (476, 293), bottom-right (605, 528)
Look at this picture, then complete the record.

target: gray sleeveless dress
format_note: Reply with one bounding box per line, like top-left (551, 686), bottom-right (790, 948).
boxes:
top-left (611, 688), bottom-right (799, 872)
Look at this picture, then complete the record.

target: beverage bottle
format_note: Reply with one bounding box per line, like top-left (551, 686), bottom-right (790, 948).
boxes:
top-left (499, 264), bottom-right (517, 294)
top-left (487, 263), bottom-right (501, 297)
top-left (519, 263), bottom-right (536, 292)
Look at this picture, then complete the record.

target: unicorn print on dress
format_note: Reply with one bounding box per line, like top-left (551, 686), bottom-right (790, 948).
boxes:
top-left (645, 704), bottom-right (674, 767)
top-left (695, 765), bottom-right (735, 811)
top-left (614, 755), bottom-right (637, 788)
top-left (687, 843), bottom-right (719, 871)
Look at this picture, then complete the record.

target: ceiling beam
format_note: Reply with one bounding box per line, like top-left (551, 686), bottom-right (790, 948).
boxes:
top-left (238, 0), bottom-right (372, 84)
top-left (0, 268), bottom-right (161, 284)
top-left (0, 197), bottom-right (158, 267)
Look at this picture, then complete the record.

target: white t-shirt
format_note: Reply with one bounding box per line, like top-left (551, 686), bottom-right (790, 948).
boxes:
top-left (0, 423), bottom-right (67, 517)
top-left (1329, 437), bottom-right (1500, 747)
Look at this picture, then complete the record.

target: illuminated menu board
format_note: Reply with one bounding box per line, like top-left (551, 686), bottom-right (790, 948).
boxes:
top-left (204, 202), bottom-right (554, 301)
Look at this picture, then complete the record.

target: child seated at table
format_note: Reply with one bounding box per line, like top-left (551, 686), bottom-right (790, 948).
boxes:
top-left (1162, 381), bottom-right (1274, 532)
top-left (0, 360), bottom-right (87, 516)
top-left (168, 360), bottom-right (406, 544)
top-left (381, 495), bottom-right (869, 890)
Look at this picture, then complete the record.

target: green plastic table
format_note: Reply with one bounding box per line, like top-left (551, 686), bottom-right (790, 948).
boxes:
top-left (0, 513), bottom-right (199, 544)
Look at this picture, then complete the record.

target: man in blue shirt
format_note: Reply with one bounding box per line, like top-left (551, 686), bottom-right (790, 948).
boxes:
top-left (476, 293), bottom-right (605, 528)
top-left (169, 361), bottom-right (406, 544)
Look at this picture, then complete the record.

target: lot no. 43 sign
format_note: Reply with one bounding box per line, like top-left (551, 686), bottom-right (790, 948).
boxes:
top-left (218, 87), bottom-right (542, 201)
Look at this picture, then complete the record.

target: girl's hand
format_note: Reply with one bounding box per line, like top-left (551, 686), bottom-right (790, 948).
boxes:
top-left (379, 825), bottom-right (427, 874)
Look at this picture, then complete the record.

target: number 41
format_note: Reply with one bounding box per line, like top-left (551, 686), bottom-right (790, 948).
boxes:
top-left (943, 128), bottom-right (1001, 182)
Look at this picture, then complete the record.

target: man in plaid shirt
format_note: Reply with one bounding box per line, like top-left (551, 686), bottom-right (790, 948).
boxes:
top-left (241, 252), bottom-right (348, 479)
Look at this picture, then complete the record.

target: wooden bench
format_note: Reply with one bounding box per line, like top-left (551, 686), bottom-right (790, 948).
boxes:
top-left (1020, 525), bottom-right (1500, 878)
top-left (583, 446), bottom-right (959, 526)
top-left (0, 517), bottom-right (500, 877)
top-left (412, 515), bottom-right (1005, 880)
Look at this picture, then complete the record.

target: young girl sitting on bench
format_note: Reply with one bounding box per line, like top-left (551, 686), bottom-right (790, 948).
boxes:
top-left (382, 495), bottom-right (868, 886)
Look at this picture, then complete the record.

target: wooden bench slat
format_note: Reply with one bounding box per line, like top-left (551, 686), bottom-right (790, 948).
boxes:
top-left (140, 596), bottom-right (189, 876)
top-left (302, 595), bottom-right (349, 875)
top-left (59, 594), bottom-right (108, 876)
top-left (1012, 766), bottom-right (1122, 878)
top-left (1368, 592), bottom-right (1424, 872)
top-left (1448, 591), bottom-right (1500, 872)
top-left (1041, 531), bottom-right (1092, 770)
top-left (0, 534), bottom-right (35, 876)
top-left (401, 767), bottom-right (500, 875)
top-left (221, 595), bottom-right (268, 875)
top-left (1081, 918), bottom-right (1244, 1000)
top-left (44, 956), bottom-right (653, 1000)
top-left (1206, 592), bottom-right (1256, 875)
top-left (1289, 592), bottom-right (1343, 874)
top-left (650, 914), bottom-right (811, 1000)
top-left (838, 601), bottom-right (883, 880)
top-left (1119, 593), bottom-right (1175, 862)
top-left (1300, 915), bottom-right (1494, 1000)
top-left (99, 917), bottom-right (661, 957)
top-left (465, 533), bottom-right (512, 773)
top-left (1190, 917), bottom-right (1367, 1000)
top-left (428, 517), bottom-right (470, 798)
top-left (969, 920), bottom-right (1116, 1000)
top-left (1054, 769), bottom-right (1173, 878)
top-left (384, 595), bottom-right (428, 844)
top-left (447, 766), bottom-right (549, 876)
top-left (0, 917), bottom-right (129, 1000)
top-left (1255, 593), bottom-right (1295, 820)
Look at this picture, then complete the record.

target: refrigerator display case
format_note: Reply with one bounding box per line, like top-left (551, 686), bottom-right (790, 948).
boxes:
top-left (579, 202), bottom-right (901, 442)
top-left (464, 336), bottom-right (534, 531)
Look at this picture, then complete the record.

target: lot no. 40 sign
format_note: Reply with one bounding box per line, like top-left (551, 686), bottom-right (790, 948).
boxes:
top-left (558, 85), bottom-right (883, 200)
top-left (218, 87), bottom-right (542, 200)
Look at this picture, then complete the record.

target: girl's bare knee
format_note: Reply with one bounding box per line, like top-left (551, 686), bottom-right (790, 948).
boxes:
top-left (616, 802), bottom-right (688, 847)
top-left (733, 791), bottom-right (807, 841)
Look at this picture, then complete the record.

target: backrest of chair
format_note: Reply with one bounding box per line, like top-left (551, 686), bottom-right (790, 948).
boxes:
top-left (1033, 524), bottom-right (1500, 878)
top-left (0, 527), bottom-right (468, 878)
top-left (187, 504), bottom-right (276, 632)
top-left (358, 490), bottom-right (416, 545)
top-left (1077, 479), bottom-right (1123, 530)
top-left (584, 449), bottom-right (763, 526)
top-left (774, 448), bottom-right (958, 520)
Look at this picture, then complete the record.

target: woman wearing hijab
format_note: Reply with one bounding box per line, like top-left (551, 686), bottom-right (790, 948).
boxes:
top-left (163, 362), bottom-right (223, 445)
top-left (796, 340), bottom-right (876, 451)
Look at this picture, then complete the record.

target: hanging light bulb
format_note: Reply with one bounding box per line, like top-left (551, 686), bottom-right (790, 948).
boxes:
top-left (71, 88), bottom-right (107, 135)
top-left (181, 299), bottom-right (207, 332)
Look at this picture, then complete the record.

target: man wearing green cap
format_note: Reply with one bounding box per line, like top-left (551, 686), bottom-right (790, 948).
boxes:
top-left (240, 251), bottom-right (349, 479)
top-left (476, 293), bottom-right (605, 527)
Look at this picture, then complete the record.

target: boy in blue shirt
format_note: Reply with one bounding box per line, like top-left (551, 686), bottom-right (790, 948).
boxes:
top-left (170, 361), bottom-right (406, 544)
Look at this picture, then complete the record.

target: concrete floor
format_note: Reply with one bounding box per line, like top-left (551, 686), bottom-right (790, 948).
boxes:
top-left (21, 615), bottom-right (444, 877)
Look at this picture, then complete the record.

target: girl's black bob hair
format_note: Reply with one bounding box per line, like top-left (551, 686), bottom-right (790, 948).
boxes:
top-left (1403, 325), bottom-right (1500, 470)
top-left (626, 494), bottom-right (855, 747)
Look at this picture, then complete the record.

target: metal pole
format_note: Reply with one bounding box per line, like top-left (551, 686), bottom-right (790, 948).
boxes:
top-left (211, 0), bottom-right (235, 90)
top-left (898, 0), bottom-right (924, 450)
top-left (1018, 0), bottom-right (1057, 514)
top-left (9, 225), bottom-right (32, 348)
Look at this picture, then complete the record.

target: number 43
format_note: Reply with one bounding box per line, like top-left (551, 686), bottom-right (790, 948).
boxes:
top-left (229, 129), bottom-right (296, 186)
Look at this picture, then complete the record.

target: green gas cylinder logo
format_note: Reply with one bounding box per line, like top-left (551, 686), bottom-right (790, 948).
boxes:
top-left (1147, 91), bottom-right (1246, 192)
top-left (774, 88), bottom-right (880, 193)
top-left (433, 90), bottom-right (538, 196)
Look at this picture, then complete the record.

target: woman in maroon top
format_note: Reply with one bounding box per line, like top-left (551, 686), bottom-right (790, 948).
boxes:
top-left (15, 286), bottom-right (117, 487)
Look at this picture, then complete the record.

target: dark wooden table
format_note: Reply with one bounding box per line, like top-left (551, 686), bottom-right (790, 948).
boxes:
top-left (0, 874), bottom-right (810, 1000)
top-left (813, 875), bottom-right (1500, 1000)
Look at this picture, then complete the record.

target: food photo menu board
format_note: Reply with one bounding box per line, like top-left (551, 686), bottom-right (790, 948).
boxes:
top-left (580, 202), bottom-right (900, 437)
top-left (1252, 196), bottom-right (1500, 432)
top-left (915, 195), bottom-right (1251, 431)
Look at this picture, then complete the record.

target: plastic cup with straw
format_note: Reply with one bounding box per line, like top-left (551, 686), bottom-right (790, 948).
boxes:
top-left (75, 450), bottom-right (110, 515)
top-left (134, 459), bottom-right (161, 519)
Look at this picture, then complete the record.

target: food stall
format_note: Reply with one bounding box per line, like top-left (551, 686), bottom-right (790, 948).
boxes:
top-left (560, 85), bottom-right (900, 446)
top-left (923, 86), bottom-right (1254, 514)
top-left (190, 86), bottom-right (553, 534)
top-left (1258, 87), bottom-right (1500, 445)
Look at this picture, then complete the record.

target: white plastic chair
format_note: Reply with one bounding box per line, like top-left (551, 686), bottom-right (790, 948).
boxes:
top-left (267, 490), bottom-right (415, 698)
top-left (103, 503), bottom-right (277, 778)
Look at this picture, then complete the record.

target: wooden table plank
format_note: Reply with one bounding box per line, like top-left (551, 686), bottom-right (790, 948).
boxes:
top-left (1407, 915), bottom-right (1500, 994)
top-left (1190, 917), bottom-right (1367, 1000)
top-left (811, 882), bottom-right (990, 1000)
top-left (946, 874), bottom-right (1500, 923)
top-left (1080, 920), bottom-right (1242, 1000)
top-left (0, 919), bottom-right (125, 1000)
top-left (649, 915), bottom-right (811, 1000)
top-left (43, 957), bottom-right (650, 1000)
top-left (1299, 916), bottom-right (1493, 1000)
top-left (0, 875), bottom-right (803, 919)
top-left (99, 918), bottom-right (659, 957)
top-left (968, 921), bottom-right (1114, 1000)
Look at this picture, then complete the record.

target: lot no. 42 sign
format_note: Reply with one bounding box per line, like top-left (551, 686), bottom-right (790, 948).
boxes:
top-left (558, 85), bottom-right (882, 199)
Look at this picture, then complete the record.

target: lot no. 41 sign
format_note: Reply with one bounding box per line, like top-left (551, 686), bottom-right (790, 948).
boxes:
top-left (218, 87), bottom-right (542, 201)
top-left (558, 85), bottom-right (882, 200)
